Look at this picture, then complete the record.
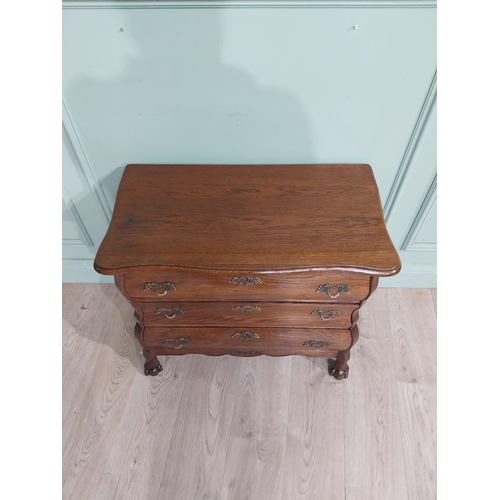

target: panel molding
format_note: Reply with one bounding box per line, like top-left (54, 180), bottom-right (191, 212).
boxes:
top-left (62, 185), bottom-right (94, 247)
top-left (62, 98), bottom-right (112, 221)
top-left (62, 0), bottom-right (437, 9)
top-left (401, 174), bottom-right (436, 251)
top-left (384, 70), bottom-right (437, 219)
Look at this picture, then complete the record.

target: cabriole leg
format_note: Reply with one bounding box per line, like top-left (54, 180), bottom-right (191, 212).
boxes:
top-left (329, 319), bottom-right (360, 380)
top-left (330, 349), bottom-right (350, 380)
top-left (143, 348), bottom-right (163, 376)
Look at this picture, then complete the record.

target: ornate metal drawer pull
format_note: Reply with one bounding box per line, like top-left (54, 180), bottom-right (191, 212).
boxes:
top-left (229, 276), bottom-right (262, 286)
top-left (311, 309), bottom-right (340, 321)
top-left (232, 331), bottom-right (260, 340)
top-left (144, 282), bottom-right (176, 296)
top-left (155, 307), bottom-right (184, 319)
top-left (163, 337), bottom-right (190, 349)
top-left (232, 306), bottom-right (261, 312)
top-left (316, 284), bottom-right (349, 299)
top-left (304, 340), bottom-right (332, 351)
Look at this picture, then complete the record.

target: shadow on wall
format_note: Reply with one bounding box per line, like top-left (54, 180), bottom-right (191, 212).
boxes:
top-left (63, 8), bottom-right (314, 209)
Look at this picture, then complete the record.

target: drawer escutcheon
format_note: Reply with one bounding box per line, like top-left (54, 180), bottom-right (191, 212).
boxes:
top-left (232, 306), bottom-right (262, 312)
top-left (229, 276), bottom-right (262, 286)
top-left (310, 309), bottom-right (341, 321)
top-left (232, 331), bottom-right (260, 340)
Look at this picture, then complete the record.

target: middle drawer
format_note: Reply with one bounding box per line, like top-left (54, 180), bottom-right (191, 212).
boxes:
top-left (140, 301), bottom-right (358, 328)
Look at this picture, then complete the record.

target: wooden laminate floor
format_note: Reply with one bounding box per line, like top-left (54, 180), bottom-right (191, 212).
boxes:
top-left (62, 285), bottom-right (436, 500)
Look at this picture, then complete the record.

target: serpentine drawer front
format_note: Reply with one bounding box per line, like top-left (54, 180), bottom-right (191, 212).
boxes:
top-left (123, 270), bottom-right (370, 302)
top-left (140, 301), bottom-right (358, 328)
top-left (94, 164), bottom-right (401, 379)
top-left (142, 327), bottom-right (352, 353)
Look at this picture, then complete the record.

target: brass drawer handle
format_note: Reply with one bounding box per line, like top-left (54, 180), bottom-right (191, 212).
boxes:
top-left (144, 282), bottom-right (176, 296)
top-left (163, 337), bottom-right (190, 349)
top-left (311, 309), bottom-right (341, 321)
top-left (229, 276), bottom-right (262, 286)
top-left (155, 307), bottom-right (184, 319)
top-left (232, 306), bottom-right (262, 312)
top-left (316, 284), bottom-right (349, 299)
top-left (232, 331), bottom-right (260, 340)
top-left (303, 340), bottom-right (332, 351)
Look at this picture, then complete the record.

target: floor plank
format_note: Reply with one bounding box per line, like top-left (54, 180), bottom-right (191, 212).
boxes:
top-left (230, 355), bottom-right (291, 443)
top-left (62, 286), bottom-right (143, 495)
top-left (94, 357), bottom-right (192, 500)
top-left (62, 285), bottom-right (139, 438)
top-left (221, 437), bottom-right (286, 500)
top-left (387, 289), bottom-right (437, 385)
top-left (156, 355), bottom-right (240, 499)
top-left (397, 382), bottom-right (437, 500)
top-left (344, 289), bottom-right (409, 500)
top-left (282, 356), bottom-right (345, 500)
top-left (431, 288), bottom-right (437, 313)
top-left (388, 288), bottom-right (437, 500)
top-left (62, 284), bottom-right (436, 500)
top-left (62, 461), bottom-right (107, 500)
top-left (62, 285), bottom-right (120, 423)
top-left (62, 283), bottom-right (81, 312)
top-left (221, 355), bottom-right (291, 499)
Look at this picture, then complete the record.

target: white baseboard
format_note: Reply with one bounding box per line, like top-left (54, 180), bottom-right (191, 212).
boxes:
top-left (379, 264), bottom-right (436, 288)
top-left (63, 259), bottom-right (114, 283)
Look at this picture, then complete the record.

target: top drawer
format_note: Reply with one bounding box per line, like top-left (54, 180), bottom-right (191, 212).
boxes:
top-left (123, 269), bottom-right (371, 302)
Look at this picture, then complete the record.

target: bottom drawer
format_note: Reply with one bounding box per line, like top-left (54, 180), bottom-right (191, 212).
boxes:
top-left (152, 346), bottom-right (342, 358)
top-left (142, 326), bottom-right (352, 355)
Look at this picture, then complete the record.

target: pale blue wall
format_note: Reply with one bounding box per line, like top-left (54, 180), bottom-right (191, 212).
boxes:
top-left (63, 1), bottom-right (437, 286)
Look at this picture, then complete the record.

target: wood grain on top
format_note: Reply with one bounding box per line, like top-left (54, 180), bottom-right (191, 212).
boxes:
top-left (94, 164), bottom-right (401, 275)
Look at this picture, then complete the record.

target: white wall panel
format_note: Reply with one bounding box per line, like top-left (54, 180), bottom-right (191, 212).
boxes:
top-left (412, 197), bottom-right (437, 249)
top-left (383, 83), bottom-right (436, 287)
top-left (62, 1), bottom-right (437, 286)
top-left (62, 102), bottom-right (113, 282)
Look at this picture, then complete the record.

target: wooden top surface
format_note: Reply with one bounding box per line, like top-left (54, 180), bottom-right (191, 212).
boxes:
top-left (94, 164), bottom-right (401, 275)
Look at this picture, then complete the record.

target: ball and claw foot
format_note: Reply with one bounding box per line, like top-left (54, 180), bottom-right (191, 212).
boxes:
top-left (144, 356), bottom-right (163, 376)
top-left (329, 362), bottom-right (349, 380)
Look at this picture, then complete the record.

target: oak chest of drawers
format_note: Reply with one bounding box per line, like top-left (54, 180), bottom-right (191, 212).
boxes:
top-left (94, 164), bottom-right (401, 379)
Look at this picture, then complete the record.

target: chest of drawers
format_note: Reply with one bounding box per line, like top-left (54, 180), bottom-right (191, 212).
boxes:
top-left (94, 164), bottom-right (401, 379)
